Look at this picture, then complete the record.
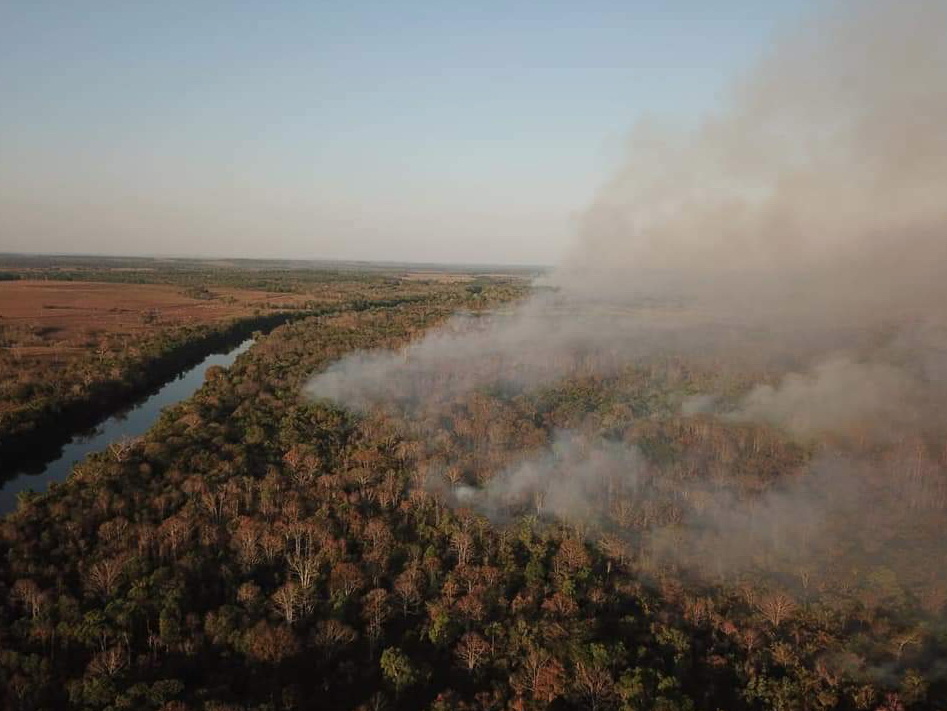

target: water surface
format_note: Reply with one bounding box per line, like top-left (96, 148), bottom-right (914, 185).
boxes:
top-left (0, 339), bottom-right (253, 514)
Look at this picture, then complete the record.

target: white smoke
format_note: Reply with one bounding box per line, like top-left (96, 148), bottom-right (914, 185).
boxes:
top-left (305, 0), bottom-right (947, 591)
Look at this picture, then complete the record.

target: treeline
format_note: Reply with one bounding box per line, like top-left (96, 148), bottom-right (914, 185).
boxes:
top-left (0, 255), bottom-right (535, 292)
top-left (0, 268), bottom-right (521, 476)
top-left (1, 276), bottom-right (944, 709)
top-left (1, 311), bottom-right (289, 469)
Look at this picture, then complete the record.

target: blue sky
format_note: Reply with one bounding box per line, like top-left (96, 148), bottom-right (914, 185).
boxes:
top-left (0, 1), bottom-right (818, 265)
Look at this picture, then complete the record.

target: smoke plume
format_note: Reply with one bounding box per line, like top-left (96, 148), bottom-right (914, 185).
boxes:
top-left (306, 0), bottom-right (947, 591)
top-left (309, 0), bottom-right (947, 409)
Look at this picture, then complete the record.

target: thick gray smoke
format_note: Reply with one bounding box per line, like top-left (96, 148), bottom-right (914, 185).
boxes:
top-left (727, 356), bottom-right (920, 439)
top-left (306, 0), bottom-right (947, 588)
top-left (450, 432), bottom-right (647, 526)
top-left (309, 0), bottom-right (947, 414)
top-left (562, 0), bottom-right (947, 317)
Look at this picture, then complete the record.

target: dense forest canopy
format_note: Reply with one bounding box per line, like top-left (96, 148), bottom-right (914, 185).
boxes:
top-left (0, 260), bottom-right (945, 710)
top-left (3, 2), bottom-right (947, 709)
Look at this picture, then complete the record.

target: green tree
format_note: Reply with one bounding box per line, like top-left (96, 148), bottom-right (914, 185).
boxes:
top-left (380, 646), bottom-right (418, 694)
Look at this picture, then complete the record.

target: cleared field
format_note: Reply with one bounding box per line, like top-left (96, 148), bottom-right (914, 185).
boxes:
top-left (0, 280), bottom-right (319, 374)
top-left (0, 280), bottom-right (309, 337)
top-left (0, 279), bottom-right (316, 454)
top-left (399, 271), bottom-right (476, 283)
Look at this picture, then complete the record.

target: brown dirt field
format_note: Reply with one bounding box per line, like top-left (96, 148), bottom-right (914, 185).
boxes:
top-left (400, 272), bottom-right (474, 283)
top-left (0, 280), bottom-right (309, 345)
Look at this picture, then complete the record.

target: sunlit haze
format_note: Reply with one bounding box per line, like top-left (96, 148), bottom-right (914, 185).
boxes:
top-left (0, 1), bottom-right (816, 265)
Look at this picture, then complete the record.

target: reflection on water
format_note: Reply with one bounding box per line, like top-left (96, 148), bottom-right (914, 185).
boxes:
top-left (0, 339), bottom-right (253, 514)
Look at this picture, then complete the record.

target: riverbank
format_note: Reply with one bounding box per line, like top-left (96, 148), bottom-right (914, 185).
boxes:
top-left (0, 310), bottom-right (306, 475)
top-left (0, 338), bottom-right (257, 513)
top-left (0, 292), bottom-right (439, 481)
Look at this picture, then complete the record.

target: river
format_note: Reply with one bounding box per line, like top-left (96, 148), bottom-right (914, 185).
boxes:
top-left (0, 338), bottom-right (254, 514)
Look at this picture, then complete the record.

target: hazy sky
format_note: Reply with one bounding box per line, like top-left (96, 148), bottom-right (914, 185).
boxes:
top-left (0, 1), bottom-right (817, 265)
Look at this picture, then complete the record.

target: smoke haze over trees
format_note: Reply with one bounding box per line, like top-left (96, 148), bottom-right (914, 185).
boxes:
top-left (307, 0), bottom-right (947, 596)
top-left (4, 1), bottom-right (947, 709)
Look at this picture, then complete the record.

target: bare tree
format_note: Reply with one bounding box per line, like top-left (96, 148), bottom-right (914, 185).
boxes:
top-left (450, 532), bottom-right (474, 567)
top-left (757, 592), bottom-right (797, 628)
top-left (512, 646), bottom-right (565, 704)
top-left (85, 556), bottom-right (128, 598)
top-left (362, 588), bottom-right (391, 652)
top-left (87, 645), bottom-right (127, 677)
top-left (272, 582), bottom-right (301, 624)
top-left (575, 658), bottom-right (616, 711)
top-left (108, 437), bottom-right (140, 463)
top-left (315, 619), bottom-right (358, 660)
top-left (11, 579), bottom-right (47, 619)
top-left (454, 632), bottom-right (490, 671)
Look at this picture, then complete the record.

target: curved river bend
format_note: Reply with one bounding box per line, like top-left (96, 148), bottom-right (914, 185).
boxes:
top-left (0, 339), bottom-right (253, 514)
